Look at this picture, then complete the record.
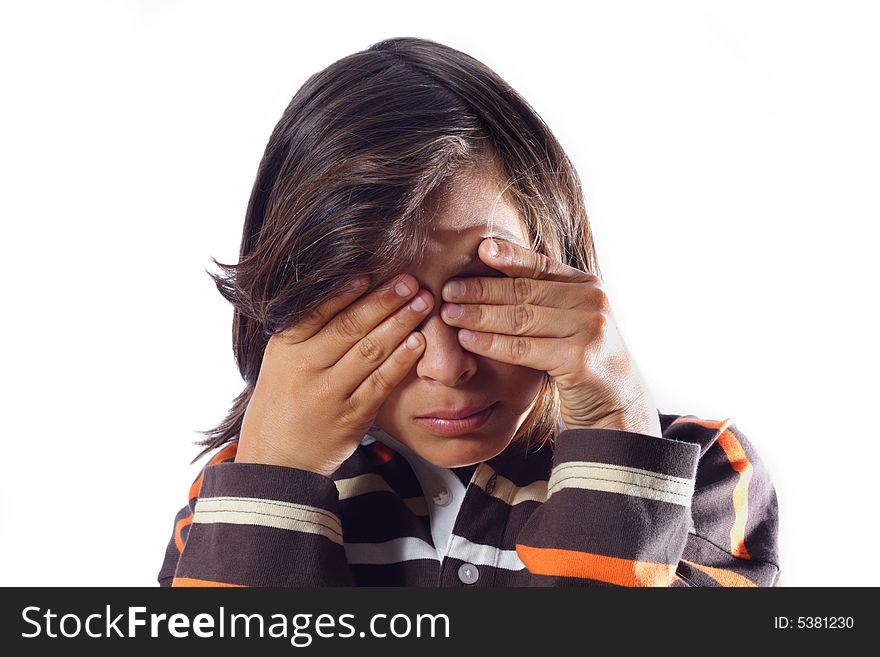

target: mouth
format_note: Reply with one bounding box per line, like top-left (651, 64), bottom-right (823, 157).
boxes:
top-left (413, 402), bottom-right (498, 436)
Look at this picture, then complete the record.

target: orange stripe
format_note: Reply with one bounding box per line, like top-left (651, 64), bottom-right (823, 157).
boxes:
top-left (681, 559), bottom-right (757, 587)
top-left (370, 441), bottom-right (396, 465)
top-left (516, 544), bottom-right (675, 586)
top-left (189, 441), bottom-right (240, 501)
top-left (671, 417), bottom-right (752, 559)
top-left (171, 577), bottom-right (246, 587)
top-left (715, 423), bottom-right (753, 559)
top-left (175, 441), bottom-right (240, 553)
top-left (174, 515), bottom-right (193, 554)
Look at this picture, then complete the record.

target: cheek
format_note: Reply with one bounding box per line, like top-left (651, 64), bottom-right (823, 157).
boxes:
top-left (497, 364), bottom-right (546, 407)
top-left (372, 384), bottom-right (406, 424)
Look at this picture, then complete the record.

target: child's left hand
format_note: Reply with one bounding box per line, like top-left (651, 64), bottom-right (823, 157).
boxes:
top-left (439, 237), bottom-right (663, 438)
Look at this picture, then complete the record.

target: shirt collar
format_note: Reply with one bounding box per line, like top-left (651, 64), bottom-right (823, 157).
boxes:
top-left (364, 428), bottom-right (478, 486)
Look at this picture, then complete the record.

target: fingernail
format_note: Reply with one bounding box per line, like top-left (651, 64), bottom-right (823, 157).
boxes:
top-left (444, 280), bottom-right (465, 299)
top-left (459, 329), bottom-right (475, 342)
top-left (488, 239), bottom-right (499, 257)
top-left (395, 278), bottom-right (413, 297)
top-left (346, 276), bottom-right (368, 292)
top-left (443, 303), bottom-right (463, 319)
top-left (409, 293), bottom-right (428, 312)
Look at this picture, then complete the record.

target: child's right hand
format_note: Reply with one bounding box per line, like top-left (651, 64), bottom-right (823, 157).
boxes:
top-left (234, 274), bottom-right (433, 477)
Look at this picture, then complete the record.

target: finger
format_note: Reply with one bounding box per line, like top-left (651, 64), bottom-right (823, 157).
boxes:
top-left (275, 275), bottom-right (373, 345)
top-left (440, 301), bottom-right (582, 338)
top-left (311, 274), bottom-right (422, 368)
top-left (442, 275), bottom-right (599, 309)
top-left (478, 237), bottom-right (597, 283)
top-left (347, 328), bottom-right (427, 418)
top-left (454, 329), bottom-right (569, 375)
top-left (332, 288), bottom-right (434, 397)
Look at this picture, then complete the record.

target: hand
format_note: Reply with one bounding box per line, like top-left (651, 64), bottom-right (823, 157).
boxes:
top-left (438, 238), bottom-right (662, 438)
top-left (235, 274), bottom-right (434, 477)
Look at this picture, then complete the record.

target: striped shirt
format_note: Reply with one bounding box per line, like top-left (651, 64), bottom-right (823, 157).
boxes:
top-left (158, 411), bottom-right (781, 587)
top-left (364, 429), bottom-right (469, 563)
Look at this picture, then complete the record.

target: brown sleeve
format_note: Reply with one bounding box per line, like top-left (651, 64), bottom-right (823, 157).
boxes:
top-left (157, 441), bottom-right (355, 587)
top-left (515, 419), bottom-right (780, 587)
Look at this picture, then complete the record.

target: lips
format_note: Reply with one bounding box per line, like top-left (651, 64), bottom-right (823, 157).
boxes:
top-left (416, 402), bottom-right (495, 420)
top-left (413, 402), bottom-right (498, 436)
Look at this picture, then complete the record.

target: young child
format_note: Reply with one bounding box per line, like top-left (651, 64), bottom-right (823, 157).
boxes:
top-left (158, 37), bottom-right (780, 587)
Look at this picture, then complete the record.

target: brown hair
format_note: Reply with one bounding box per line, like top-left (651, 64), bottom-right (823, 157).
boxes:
top-left (191, 36), bottom-right (602, 465)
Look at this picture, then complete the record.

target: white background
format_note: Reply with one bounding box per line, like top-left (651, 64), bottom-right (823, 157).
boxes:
top-left (1, 0), bottom-right (877, 587)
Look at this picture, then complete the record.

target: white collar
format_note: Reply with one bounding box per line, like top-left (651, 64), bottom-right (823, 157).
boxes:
top-left (363, 428), bottom-right (467, 562)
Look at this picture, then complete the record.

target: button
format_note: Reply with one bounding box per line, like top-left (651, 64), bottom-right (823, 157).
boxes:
top-left (485, 474), bottom-right (498, 495)
top-left (432, 486), bottom-right (452, 507)
top-left (458, 563), bottom-right (479, 585)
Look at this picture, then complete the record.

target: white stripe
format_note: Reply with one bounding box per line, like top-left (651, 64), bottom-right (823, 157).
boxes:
top-left (447, 534), bottom-right (525, 571)
top-left (344, 534), bottom-right (526, 571)
top-left (193, 496), bottom-right (343, 545)
top-left (472, 463), bottom-right (549, 505)
top-left (335, 473), bottom-right (394, 500)
top-left (335, 473), bottom-right (427, 515)
top-left (548, 461), bottom-right (695, 506)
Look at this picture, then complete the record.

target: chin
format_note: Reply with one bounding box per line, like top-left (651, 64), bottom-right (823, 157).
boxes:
top-left (417, 432), bottom-right (513, 469)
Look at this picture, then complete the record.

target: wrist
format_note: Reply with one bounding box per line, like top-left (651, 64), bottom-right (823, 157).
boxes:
top-left (234, 441), bottom-right (338, 478)
top-left (563, 407), bottom-right (662, 438)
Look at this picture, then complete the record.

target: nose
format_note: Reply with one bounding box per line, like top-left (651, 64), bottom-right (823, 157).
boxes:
top-left (413, 300), bottom-right (478, 387)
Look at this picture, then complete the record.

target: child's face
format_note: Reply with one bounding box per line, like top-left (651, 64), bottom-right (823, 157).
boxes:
top-left (373, 169), bottom-right (546, 468)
